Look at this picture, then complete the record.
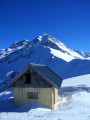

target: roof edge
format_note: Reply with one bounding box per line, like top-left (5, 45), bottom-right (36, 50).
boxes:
top-left (4, 64), bottom-right (31, 89)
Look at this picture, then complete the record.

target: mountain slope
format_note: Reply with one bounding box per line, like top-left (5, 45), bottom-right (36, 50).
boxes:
top-left (0, 33), bottom-right (90, 120)
top-left (74, 49), bottom-right (90, 58)
top-left (0, 33), bottom-right (90, 91)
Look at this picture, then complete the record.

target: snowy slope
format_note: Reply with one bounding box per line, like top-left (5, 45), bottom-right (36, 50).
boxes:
top-left (0, 33), bottom-right (90, 91)
top-left (84, 52), bottom-right (90, 58)
top-left (0, 33), bottom-right (90, 120)
top-left (0, 74), bottom-right (90, 120)
top-left (74, 49), bottom-right (90, 58)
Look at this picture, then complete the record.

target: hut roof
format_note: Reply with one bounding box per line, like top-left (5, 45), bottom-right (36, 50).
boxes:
top-left (5, 63), bottom-right (63, 89)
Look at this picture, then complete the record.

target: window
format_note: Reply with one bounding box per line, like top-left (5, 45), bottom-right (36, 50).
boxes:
top-left (27, 92), bottom-right (38, 99)
top-left (25, 73), bottom-right (31, 84)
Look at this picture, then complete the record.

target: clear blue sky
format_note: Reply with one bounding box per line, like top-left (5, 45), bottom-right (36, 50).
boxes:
top-left (0, 0), bottom-right (90, 51)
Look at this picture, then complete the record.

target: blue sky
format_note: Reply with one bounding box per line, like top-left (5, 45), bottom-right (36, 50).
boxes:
top-left (0, 0), bottom-right (90, 51)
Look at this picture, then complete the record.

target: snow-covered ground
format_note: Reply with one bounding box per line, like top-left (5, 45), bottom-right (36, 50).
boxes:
top-left (0, 74), bottom-right (90, 120)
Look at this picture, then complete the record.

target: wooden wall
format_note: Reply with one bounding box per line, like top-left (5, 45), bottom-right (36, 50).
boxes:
top-left (13, 87), bottom-right (54, 109)
top-left (14, 68), bottom-right (52, 88)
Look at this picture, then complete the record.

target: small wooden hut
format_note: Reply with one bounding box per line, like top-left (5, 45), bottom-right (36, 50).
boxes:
top-left (5, 63), bottom-right (63, 110)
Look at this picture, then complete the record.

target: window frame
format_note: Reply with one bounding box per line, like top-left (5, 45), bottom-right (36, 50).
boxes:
top-left (27, 92), bottom-right (38, 99)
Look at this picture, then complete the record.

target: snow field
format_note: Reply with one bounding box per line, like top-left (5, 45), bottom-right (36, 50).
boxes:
top-left (0, 74), bottom-right (90, 120)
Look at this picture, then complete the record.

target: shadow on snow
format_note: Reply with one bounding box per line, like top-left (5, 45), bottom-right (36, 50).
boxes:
top-left (59, 85), bottom-right (90, 96)
top-left (0, 90), bottom-right (48, 112)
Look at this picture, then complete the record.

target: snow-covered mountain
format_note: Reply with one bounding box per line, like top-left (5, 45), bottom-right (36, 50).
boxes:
top-left (0, 33), bottom-right (90, 91)
top-left (0, 33), bottom-right (86, 61)
top-left (0, 33), bottom-right (90, 120)
top-left (74, 49), bottom-right (90, 58)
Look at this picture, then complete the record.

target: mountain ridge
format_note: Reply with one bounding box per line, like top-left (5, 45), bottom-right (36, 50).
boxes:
top-left (0, 33), bottom-right (90, 91)
top-left (0, 33), bottom-right (89, 60)
top-left (0, 33), bottom-right (90, 59)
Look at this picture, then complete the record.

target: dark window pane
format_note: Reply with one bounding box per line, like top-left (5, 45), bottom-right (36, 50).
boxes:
top-left (27, 92), bottom-right (38, 99)
top-left (26, 73), bottom-right (31, 84)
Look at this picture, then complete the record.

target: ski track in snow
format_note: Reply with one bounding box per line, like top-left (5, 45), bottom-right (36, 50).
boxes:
top-left (0, 74), bottom-right (90, 120)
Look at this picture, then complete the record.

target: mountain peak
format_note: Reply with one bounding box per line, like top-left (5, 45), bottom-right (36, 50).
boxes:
top-left (33, 33), bottom-right (59, 44)
top-left (41, 33), bottom-right (49, 36)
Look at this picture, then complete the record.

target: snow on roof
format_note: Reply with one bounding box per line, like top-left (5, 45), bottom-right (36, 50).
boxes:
top-left (5, 63), bottom-right (63, 89)
top-left (30, 63), bottom-right (63, 88)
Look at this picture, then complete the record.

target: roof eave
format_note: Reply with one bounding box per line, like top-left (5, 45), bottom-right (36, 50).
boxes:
top-left (4, 64), bottom-right (31, 89)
